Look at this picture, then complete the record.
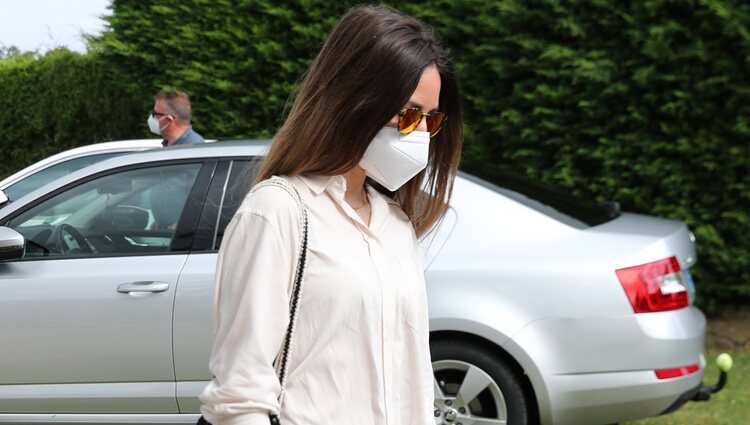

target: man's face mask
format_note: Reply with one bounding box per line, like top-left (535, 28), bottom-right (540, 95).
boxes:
top-left (147, 111), bottom-right (172, 135)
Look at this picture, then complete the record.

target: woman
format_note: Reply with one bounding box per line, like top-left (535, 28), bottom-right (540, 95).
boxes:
top-left (199, 5), bottom-right (462, 425)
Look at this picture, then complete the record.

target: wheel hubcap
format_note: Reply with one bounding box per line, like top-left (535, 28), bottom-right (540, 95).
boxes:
top-left (433, 360), bottom-right (508, 425)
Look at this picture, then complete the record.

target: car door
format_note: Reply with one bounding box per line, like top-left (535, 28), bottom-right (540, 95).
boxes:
top-left (0, 160), bottom-right (214, 414)
top-left (172, 158), bottom-right (258, 412)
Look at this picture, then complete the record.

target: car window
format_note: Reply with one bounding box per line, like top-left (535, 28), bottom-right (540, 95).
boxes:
top-left (8, 163), bottom-right (202, 259)
top-left (214, 159), bottom-right (259, 249)
top-left (3, 152), bottom-right (125, 201)
top-left (460, 169), bottom-right (620, 228)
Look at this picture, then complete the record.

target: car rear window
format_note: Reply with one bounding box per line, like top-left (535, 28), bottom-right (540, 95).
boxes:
top-left (460, 168), bottom-right (620, 228)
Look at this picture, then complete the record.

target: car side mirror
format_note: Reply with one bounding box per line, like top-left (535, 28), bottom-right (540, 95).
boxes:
top-left (0, 226), bottom-right (26, 263)
top-left (0, 190), bottom-right (8, 207)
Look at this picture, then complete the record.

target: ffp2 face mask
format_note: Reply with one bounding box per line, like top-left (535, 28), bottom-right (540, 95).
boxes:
top-left (147, 114), bottom-right (170, 135)
top-left (359, 126), bottom-right (430, 191)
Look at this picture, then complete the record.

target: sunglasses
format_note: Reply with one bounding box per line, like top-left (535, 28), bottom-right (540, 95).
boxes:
top-left (398, 108), bottom-right (447, 137)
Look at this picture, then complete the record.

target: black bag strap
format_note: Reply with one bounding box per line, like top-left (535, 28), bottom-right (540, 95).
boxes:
top-left (200, 176), bottom-right (308, 425)
top-left (251, 176), bottom-right (309, 412)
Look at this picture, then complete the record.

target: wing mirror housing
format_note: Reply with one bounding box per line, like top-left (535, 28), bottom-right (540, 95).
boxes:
top-left (0, 227), bottom-right (26, 263)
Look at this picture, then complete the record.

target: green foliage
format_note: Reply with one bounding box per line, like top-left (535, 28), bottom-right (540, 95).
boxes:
top-left (401, 0), bottom-right (750, 308)
top-left (0, 0), bottom-right (747, 307)
top-left (0, 49), bottom-right (144, 178)
top-left (95, 0), bottom-right (358, 139)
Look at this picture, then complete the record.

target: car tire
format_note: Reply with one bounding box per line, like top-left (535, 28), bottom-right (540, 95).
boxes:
top-left (431, 339), bottom-right (532, 425)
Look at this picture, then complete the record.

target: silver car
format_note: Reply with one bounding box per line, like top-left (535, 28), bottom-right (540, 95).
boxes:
top-left (0, 141), bottom-right (714, 424)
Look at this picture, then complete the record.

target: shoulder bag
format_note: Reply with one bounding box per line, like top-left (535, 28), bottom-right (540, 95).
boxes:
top-left (198, 176), bottom-right (309, 425)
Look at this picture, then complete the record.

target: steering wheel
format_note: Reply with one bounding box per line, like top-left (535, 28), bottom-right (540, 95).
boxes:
top-left (54, 223), bottom-right (93, 255)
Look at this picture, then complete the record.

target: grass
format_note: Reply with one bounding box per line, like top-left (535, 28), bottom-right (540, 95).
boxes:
top-left (623, 347), bottom-right (749, 425)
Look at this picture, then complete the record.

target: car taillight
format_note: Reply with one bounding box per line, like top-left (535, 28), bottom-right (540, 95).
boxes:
top-left (616, 256), bottom-right (689, 313)
top-left (655, 364), bottom-right (700, 379)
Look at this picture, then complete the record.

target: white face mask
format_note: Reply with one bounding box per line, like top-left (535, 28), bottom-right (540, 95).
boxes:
top-left (147, 114), bottom-right (170, 135)
top-left (359, 126), bottom-right (430, 191)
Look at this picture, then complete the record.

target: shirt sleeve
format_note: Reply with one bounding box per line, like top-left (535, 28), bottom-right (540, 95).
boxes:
top-left (199, 187), bottom-right (300, 425)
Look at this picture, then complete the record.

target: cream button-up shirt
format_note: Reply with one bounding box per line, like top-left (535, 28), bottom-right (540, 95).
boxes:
top-left (199, 174), bottom-right (434, 425)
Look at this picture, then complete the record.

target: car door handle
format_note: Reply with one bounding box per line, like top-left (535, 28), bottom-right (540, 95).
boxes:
top-left (116, 281), bottom-right (170, 294)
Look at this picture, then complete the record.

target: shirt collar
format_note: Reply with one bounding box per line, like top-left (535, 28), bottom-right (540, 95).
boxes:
top-left (172, 126), bottom-right (194, 145)
top-left (295, 173), bottom-right (397, 235)
top-left (297, 174), bottom-right (400, 206)
top-left (161, 126), bottom-right (193, 147)
top-left (297, 174), bottom-right (344, 196)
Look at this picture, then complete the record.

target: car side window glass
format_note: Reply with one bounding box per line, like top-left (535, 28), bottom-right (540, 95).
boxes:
top-left (8, 163), bottom-right (202, 259)
top-left (3, 152), bottom-right (124, 201)
top-left (214, 159), bottom-right (258, 250)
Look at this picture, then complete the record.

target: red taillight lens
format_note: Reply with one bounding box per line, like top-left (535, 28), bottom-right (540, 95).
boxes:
top-left (616, 256), bottom-right (689, 313)
top-left (655, 364), bottom-right (700, 379)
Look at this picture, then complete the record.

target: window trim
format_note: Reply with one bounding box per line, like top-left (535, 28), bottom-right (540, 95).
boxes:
top-left (190, 157), bottom-right (261, 253)
top-left (188, 160), bottom-right (231, 252)
top-left (2, 159), bottom-right (217, 261)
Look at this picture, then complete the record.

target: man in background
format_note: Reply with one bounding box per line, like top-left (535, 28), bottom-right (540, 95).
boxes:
top-left (147, 90), bottom-right (205, 146)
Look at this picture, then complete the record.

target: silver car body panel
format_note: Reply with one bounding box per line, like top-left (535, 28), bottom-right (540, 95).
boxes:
top-left (426, 175), bottom-right (704, 424)
top-left (173, 252), bottom-right (217, 412)
top-left (0, 141), bottom-right (706, 424)
top-left (0, 255), bottom-right (187, 413)
top-left (0, 413), bottom-right (198, 424)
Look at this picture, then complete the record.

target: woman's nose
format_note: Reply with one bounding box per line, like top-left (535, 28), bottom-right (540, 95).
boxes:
top-left (416, 115), bottom-right (429, 133)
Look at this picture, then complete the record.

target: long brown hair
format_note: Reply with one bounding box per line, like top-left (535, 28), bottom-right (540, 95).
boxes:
top-left (256, 5), bottom-right (462, 237)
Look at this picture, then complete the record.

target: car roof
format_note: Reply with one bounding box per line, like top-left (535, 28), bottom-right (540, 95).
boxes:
top-left (0, 139), bottom-right (164, 190)
top-left (0, 140), bottom-right (271, 217)
top-left (85, 139), bottom-right (271, 167)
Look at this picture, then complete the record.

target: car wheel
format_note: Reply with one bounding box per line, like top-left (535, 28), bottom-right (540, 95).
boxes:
top-left (432, 339), bottom-right (532, 425)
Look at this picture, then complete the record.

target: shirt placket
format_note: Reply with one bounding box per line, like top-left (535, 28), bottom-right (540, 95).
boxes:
top-left (329, 179), bottom-right (395, 424)
top-left (363, 230), bottom-right (395, 425)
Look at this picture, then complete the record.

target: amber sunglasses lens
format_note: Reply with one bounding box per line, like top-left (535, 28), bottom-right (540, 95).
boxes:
top-left (398, 108), bottom-right (422, 134)
top-left (398, 108), bottom-right (447, 137)
top-left (426, 112), bottom-right (446, 137)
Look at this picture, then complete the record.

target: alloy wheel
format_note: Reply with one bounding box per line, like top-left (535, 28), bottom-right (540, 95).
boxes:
top-left (433, 359), bottom-right (508, 425)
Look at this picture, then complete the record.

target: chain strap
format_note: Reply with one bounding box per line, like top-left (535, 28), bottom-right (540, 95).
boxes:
top-left (250, 176), bottom-right (309, 414)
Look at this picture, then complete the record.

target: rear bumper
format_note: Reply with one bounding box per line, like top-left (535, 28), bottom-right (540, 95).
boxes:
top-left (661, 382), bottom-right (701, 415)
top-left (547, 368), bottom-right (703, 425)
top-left (509, 306), bottom-right (706, 425)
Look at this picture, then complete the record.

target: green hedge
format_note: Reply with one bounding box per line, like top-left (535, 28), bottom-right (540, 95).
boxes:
top-left (406, 0), bottom-right (750, 309)
top-left (0, 0), bottom-right (747, 309)
top-left (95, 0), bottom-right (355, 139)
top-left (0, 49), bottom-right (145, 178)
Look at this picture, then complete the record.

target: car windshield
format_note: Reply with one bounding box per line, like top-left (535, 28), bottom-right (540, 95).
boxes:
top-left (3, 152), bottom-right (124, 201)
top-left (460, 168), bottom-right (620, 228)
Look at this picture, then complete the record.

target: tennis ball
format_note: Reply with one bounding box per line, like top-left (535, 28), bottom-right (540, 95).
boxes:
top-left (716, 353), bottom-right (733, 372)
